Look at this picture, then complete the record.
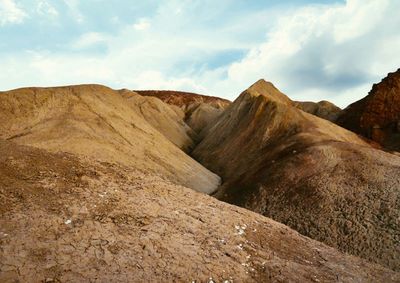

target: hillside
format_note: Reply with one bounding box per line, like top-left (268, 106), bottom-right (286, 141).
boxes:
top-left (137, 90), bottom-right (231, 136)
top-left (0, 85), bottom-right (220, 193)
top-left (294, 100), bottom-right (342, 122)
top-left (193, 79), bottom-right (400, 270)
top-left (1, 139), bottom-right (398, 282)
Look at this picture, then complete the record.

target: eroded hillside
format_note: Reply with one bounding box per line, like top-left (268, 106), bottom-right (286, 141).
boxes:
top-left (1, 140), bottom-right (398, 283)
top-left (193, 79), bottom-right (400, 270)
top-left (0, 85), bottom-right (220, 193)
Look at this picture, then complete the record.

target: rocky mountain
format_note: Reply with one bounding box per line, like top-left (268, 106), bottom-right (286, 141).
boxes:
top-left (1, 139), bottom-right (398, 283)
top-left (336, 69), bottom-right (400, 151)
top-left (193, 79), bottom-right (400, 270)
top-left (0, 85), bottom-right (220, 193)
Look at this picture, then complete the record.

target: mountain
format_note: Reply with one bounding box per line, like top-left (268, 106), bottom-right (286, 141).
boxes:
top-left (294, 100), bottom-right (342, 122)
top-left (192, 79), bottom-right (400, 270)
top-left (0, 85), bottom-right (220, 193)
top-left (1, 139), bottom-right (398, 283)
top-left (336, 69), bottom-right (400, 151)
top-left (137, 90), bottom-right (231, 136)
top-left (119, 89), bottom-right (196, 151)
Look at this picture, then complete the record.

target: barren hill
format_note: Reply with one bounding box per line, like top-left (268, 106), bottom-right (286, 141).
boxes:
top-left (0, 84), bottom-right (220, 193)
top-left (295, 100), bottom-right (342, 122)
top-left (193, 79), bottom-right (400, 270)
top-left (137, 90), bottom-right (231, 136)
top-left (119, 89), bottom-right (196, 151)
top-left (136, 90), bottom-right (231, 109)
top-left (1, 139), bottom-right (398, 282)
top-left (336, 69), bottom-right (400, 151)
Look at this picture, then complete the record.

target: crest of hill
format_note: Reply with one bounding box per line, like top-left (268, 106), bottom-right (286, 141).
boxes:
top-left (0, 139), bottom-right (398, 282)
top-left (336, 68), bottom-right (400, 151)
top-left (136, 89), bottom-right (231, 136)
top-left (294, 100), bottom-right (342, 122)
top-left (193, 79), bottom-right (400, 270)
top-left (136, 90), bottom-right (231, 109)
top-left (0, 84), bottom-right (220, 193)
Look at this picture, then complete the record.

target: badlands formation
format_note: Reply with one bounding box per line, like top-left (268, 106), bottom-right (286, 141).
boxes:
top-left (193, 79), bottom-right (400, 271)
top-left (337, 68), bottom-right (400, 152)
top-left (0, 70), bottom-right (399, 282)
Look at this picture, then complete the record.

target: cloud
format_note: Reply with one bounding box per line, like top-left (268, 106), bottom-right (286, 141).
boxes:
top-left (133, 18), bottom-right (150, 31)
top-left (36, 0), bottom-right (58, 18)
top-left (72, 32), bottom-right (108, 49)
top-left (63, 0), bottom-right (84, 23)
top-left (0, 0), bottom-right (27, 26)
top-left (0, 0), bottom-right (399, 108)
top-left (225, 0), bottom-right (400, 107)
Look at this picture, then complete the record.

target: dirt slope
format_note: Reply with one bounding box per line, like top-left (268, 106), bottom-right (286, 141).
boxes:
top-left (137, 90), bottom-right (231, 136)
top-left (136, 90), bottom-right (231, 109)
top-left (336, 69), bottom-right (400, 151)
top-left (0, 84), bottom-right (220, 193)
top-left (0, 139), bottom-right (398, 283)
top-left (119, 89), bottom-right (196, 151)
top-left (295, 100), bottom-right (342, 122)
top-left (193, 79), bottom-right (400, 270)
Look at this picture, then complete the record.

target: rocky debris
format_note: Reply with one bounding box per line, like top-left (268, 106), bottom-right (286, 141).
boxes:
top-left (193, 79), bottom-right (400, 271)
top-left (0, 84), bottom-right (220, 193)
top-left (336, 68), bottom-right (400, 151)
top-left (295, 100), bottom-right (342, 122)
top-left (0, 139), bottom-right (398, 283)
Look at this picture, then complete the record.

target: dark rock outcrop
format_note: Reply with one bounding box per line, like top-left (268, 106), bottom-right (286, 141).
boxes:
top-left (336, 69), bottom-right (400, 151)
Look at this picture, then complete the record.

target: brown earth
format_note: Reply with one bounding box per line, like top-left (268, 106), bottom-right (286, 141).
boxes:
top-left (119, 89), bottom-right (197, 151)
top-left (336, 69), bottom-right (400, 151)
top-left (193, 79), bottom-right (400, 271)
top-left (0, 84), bottom-right (220, 193)
top-left (1, 139), bottom-right (398, 283)
top-left (137, 90), bottom-right (231, 136)
top-left (295, 100), bottom-right (342, 122)
top-left (136, 90), bottom-right (231, 109)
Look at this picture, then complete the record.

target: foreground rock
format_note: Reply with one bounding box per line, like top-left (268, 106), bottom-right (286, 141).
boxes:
top-left (336, 69), bottom-right (400, 151)
top-left (193, 79), bottom-right (400, 270)
top-left (0, 85), bottom-right (220, 193)
top-left (0, 140), bottom-right (398, 282)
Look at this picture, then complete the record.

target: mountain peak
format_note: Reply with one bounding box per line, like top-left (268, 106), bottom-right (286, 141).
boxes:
top-left (245, 79), bottom-right (293, 106)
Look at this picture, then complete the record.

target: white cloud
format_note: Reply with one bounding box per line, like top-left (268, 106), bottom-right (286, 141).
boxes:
top-left (223, 0), bottom-right (400, 107)
top-left (36, 0), bottom-right (58, 18)
top-left (133, 18), bottom-right (150, 31)
top-left (63, 0), bottom-right (84, 23)
top-left (1, 0), bottom-right (400, 109)
top-left (0, 0), bottom-right (27, 26)
top-left (72, 32), bottom-right (108, 49)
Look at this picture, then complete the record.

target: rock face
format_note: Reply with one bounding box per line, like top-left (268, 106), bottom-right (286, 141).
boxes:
top-left (336, 69), bottom-right (400, 151)
top-left (137, 90), bottom-right (231, 136)
top-left (0, 85), bottom-right (220, 193)
top-left (295, 100), bottom-right (342, 122)
top-left (1, 139), bottom-right (398, 283)
top-left (193, 79), bottom-right (400, 270)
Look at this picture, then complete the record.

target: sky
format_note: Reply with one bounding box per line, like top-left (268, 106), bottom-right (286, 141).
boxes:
top-left (0, 0), bottom-right (399, 107)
